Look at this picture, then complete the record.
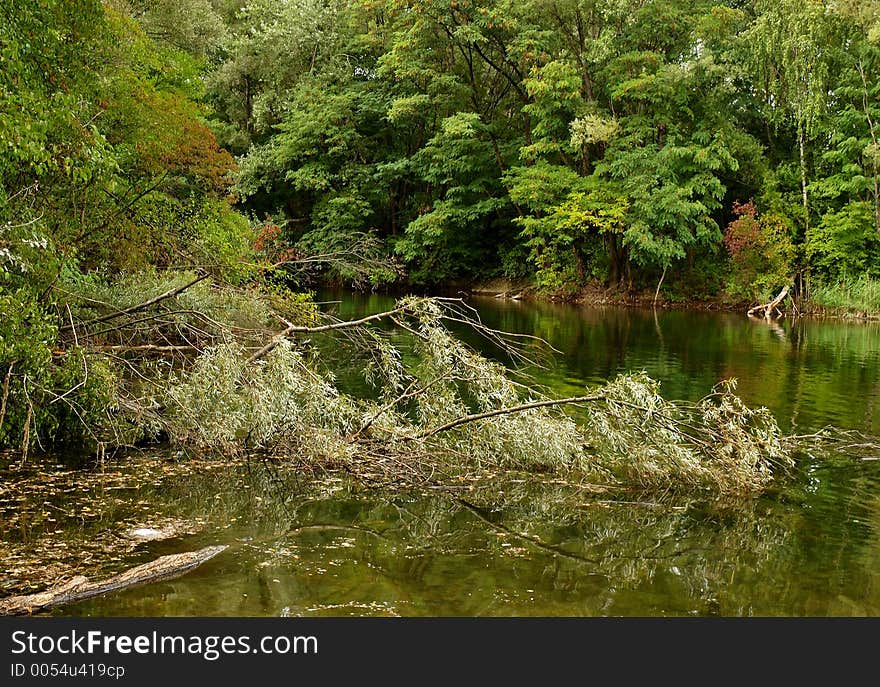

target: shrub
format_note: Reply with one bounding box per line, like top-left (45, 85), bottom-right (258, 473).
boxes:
top-left (723, 200), bottom-right (795, 302)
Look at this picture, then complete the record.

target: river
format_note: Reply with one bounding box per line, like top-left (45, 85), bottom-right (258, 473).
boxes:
top-left (3, 292), bottom-right (880, 616)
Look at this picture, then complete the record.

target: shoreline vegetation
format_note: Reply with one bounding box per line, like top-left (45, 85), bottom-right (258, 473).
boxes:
top-left (1, 266), bottom-right (874, 497)
top-left (4, 0), bottom-right (880, 602)
top-left (467, 277), bottom-right (880, 321)
top-left (3, 3), bottom-right (880, 483)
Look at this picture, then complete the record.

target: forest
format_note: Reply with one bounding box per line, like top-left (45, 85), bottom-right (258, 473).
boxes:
top-left (3, 0), bottom-right (880, 619)
top-left (0, 0), bottom-right (880, 490)
top-left (173, 0), bottom-right (880, 302)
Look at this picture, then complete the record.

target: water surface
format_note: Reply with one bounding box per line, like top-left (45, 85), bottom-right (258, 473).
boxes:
top-left (3, 294), bottom-right (880, 616)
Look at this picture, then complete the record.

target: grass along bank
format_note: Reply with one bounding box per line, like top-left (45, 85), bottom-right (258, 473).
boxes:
top-left (808, 277), bottom-right (880, 319)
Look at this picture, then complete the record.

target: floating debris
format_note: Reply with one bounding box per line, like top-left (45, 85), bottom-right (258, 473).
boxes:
top-left (123, 519), bottom-right (202, 543)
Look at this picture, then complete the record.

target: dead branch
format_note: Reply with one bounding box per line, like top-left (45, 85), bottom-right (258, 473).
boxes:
top-left (0, 545), bottom-right (227, 616)
top-left (80, 309), bottom-right (261, 340)
top-left (437, 309), bottom-right (561, 364)
top-left (265, 231), bottom-right (403, 287)
top-left (62, 273), bottom-right (209, 332)
top-left (748, 285), bottom-right (789, 320)
top-left (654, 264), bottom-right (668, 306)
top-left (247, 303), bottom-right (412, 362)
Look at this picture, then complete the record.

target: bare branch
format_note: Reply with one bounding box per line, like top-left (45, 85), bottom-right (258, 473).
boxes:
top-left (416, 394), bottom-right (604, 439)
top-left (62, 274), bottom-right (210, 332)
top-left (247, 303), bottom-right (413, 362)
top-left (748, 285), bottom-right (789, 319)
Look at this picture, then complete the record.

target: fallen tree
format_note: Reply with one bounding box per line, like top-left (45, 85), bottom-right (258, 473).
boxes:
top-left (5, 271), bottom-right (860, 497)
top-left (748, 285), bottom-right (790, 320)
top-left (0, 545), bottom-right (227, 616)
top-left (154, 296), bottom-right (799, 494)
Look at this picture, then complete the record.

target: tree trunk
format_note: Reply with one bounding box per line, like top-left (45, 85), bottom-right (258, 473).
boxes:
top-left (798, 125), bottom-right (810, 243)
top-left (747, 285), bottom-right (790, 320)
top-left (607, 234), bottom-right (625, 288)
top-left (573, 244), bottom-right (587, 283)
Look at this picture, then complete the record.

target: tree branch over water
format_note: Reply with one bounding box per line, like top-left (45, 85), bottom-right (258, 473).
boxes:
top-left (416, 394), bottom-right (604, 439)
top-left (14, 273), bottom-right (880, 498)
top-left (247, 303), bottom-right (414, 362)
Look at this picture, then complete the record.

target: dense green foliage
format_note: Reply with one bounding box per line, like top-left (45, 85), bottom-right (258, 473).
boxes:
top-left (0, 0), bottom-right (263, 450)
top-left (5, 1), bottom-right (880, 300)
top-left (160, 0), bottom-right (879, 298)
top-left (2, 0), bottom-right (879, 464)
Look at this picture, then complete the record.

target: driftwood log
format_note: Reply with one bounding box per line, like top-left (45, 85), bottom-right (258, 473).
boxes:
top-left (747, 285), bottom-right (789, 320)
top-left (0, 544), bottom-right (227, 616)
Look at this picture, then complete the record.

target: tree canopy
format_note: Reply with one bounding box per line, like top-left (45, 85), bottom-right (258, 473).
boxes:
top-left (111, 0), bottom-right (868, 300)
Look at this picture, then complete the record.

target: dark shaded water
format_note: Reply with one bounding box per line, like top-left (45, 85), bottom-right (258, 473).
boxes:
top-left (4, 294), bottom-right (880, 616)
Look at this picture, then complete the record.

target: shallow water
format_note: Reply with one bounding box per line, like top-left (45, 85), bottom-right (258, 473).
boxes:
top-left (4, 294), bottom-right (880, 616)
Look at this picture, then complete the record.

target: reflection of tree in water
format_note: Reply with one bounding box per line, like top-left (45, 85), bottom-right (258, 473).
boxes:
top-left (22, 456), bottom-right (880, 616)
top-left (430, 483), bottom-right (794, 612)
top-left (151, 462), bottom-right (800, 615)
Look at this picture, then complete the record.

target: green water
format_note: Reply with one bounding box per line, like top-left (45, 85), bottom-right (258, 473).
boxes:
top-left (5, 294), bottom-right (880, 616)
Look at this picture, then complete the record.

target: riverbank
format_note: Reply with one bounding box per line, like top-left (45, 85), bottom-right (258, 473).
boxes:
top-left (465, 278), bottom-right (880, 321)
top-left (469, 278), bottom-right (751, 312)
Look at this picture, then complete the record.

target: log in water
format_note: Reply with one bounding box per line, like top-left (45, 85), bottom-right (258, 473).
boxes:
top-left (0, 545), bottom-right (227, 616)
